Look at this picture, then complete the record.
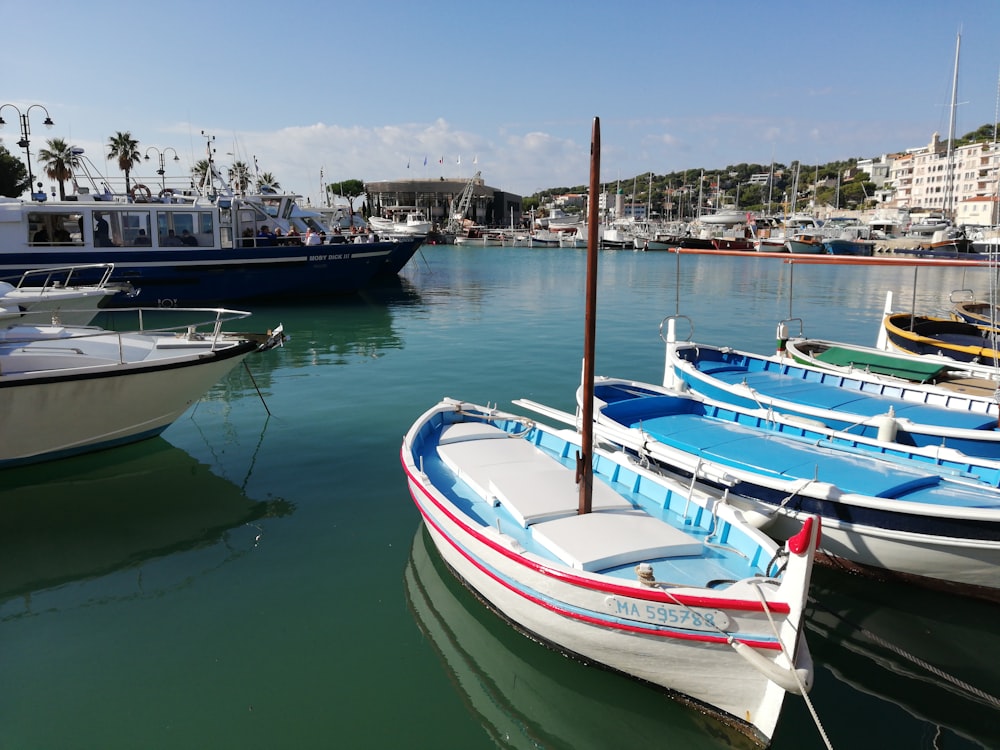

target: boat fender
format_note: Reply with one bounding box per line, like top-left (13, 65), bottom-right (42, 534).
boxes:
top-left (728, 638), bottom-right (813, 694)
top-left (775, 322), bottom-right (789, 354)
top-left (876, 406), bottom-right (898, 443)
top-left (787, 515), bottom-right (819, 555)
top-left (736, 506), bottom-right (776, 530)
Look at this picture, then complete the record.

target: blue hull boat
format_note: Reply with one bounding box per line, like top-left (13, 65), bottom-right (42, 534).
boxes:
top-left (0, 195), bottom-right (423, 306)
top-left (571, 377), bottom-right (1000, 600)
top-left (666, 338), bottom-right (1000, 460)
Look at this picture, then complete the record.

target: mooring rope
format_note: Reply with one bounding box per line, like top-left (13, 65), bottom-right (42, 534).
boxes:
top-left (808, 594), bottom-right (1000, 709)
top-left (753, 582), bottom-right (835, 750)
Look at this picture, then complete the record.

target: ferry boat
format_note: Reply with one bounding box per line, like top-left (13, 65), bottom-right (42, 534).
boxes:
top-left (0, 191), bottom-right (423, 307)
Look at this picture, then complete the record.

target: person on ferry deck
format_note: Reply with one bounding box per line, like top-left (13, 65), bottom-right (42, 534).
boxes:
top-left (94, 214), bottom-right (112, 246)
top-left (256, 225), bottom-right (276, 246)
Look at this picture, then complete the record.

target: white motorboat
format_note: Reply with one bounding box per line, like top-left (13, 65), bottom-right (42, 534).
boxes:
top-left (0, 263), bottom-right (129, 325)
top-left (0, 307), bottom-right (285, 467)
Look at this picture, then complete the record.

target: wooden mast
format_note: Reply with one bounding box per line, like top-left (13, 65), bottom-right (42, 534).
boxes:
top-left (577, 117), bottom-right (600, 514)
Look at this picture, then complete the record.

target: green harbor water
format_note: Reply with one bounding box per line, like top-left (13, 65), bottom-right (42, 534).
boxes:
top-left (2, 245), bottom-right (998, 749)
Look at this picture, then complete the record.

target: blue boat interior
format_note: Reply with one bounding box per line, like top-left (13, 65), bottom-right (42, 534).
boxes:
top-left (597, 392), bottom-right (1000, 510)
top-left (678, 348), bottom-right (998, 432)
top-left (412, 410), bottom-right (780, 588)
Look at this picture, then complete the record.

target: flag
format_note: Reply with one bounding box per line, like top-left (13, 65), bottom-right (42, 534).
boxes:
top-left (407, 158), bottom-right (410, 169)
top-left (473, 155), bottom-right (478, 165)
top-left (439, 156), bottom-right (443, 164)
top-left (423, 156), bottom-right (427, 166)
top-left (457, 155), bottom-right (461, 165)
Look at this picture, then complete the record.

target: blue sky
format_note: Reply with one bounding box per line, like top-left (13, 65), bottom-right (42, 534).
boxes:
top-left (4, 0), bottom-right (1000, 200)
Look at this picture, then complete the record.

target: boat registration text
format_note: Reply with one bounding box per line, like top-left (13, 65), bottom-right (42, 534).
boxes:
top-left (605, 596), bottom-right (731, 632)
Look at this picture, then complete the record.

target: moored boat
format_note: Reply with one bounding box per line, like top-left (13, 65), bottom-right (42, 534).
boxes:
top-left (0, 263), bottom-right (130, 325)
top-left (401, 398), bottom-right (819, 745)
top-left (571, 376), bottom-right (1000, 600)
top-left (0, 307), bottom-right (284, 466)
top-left (950, 288), bottom-right (1000, 327)
top-left (823, 237), bottom-right (874, 256)
top-left (880, 311), bottom-right (1000, 366)
top-left (404, 524), bottom-right (758, 749)
top-left (667, 330), bottom-right (1000, 460)
top-left (785, 234), bottom-right (825, 254)
top-left (782, 335), bottom-right (1000, 398)
top-left (0, 193), bottom-right (422, 306)
top-left (367, 210), bottom-right (431, 236)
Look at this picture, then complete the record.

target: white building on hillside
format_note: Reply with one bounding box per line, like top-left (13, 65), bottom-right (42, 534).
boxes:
top-left (884, 132), bottom-right (1000, 225)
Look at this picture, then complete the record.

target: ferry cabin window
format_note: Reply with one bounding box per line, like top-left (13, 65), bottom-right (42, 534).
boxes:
top-left (28, 212), bottom-right (82, 245)
top-left (156, 211), bottom-right (214, 245)
top-left (261, 197), bottom-right (282, 218)
top-left (119, 211), bottom-right (152, 246)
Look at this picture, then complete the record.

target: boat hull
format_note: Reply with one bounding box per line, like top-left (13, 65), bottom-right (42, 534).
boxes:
top-left (0, 242), bottom-right (419, 306)
top-left (587, 378), bottom-right (1000, 599)
top-left (823, 238), bottom-right (874, 256)
top-left (0, 338), bottom-right (257, 466)
top-left (882, 313), bottom-right (1000, 364)
top-left (670, 342), bottom-right (1000, 459)
top-left (401, 399), bottom-right (818, 747)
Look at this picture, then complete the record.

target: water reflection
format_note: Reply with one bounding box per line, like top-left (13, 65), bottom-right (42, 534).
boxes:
top-left (805, 567), bottom-right (1000, 748)
top-left (404, 526), bottom-right (757, 750)
top-left (243, 280), bottom-right (419, 376)
top-left (0, 439), bottom-right (291, 609)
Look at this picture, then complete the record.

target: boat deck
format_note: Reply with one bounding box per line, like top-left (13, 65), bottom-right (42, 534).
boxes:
top-left (601, 396), bottom-right (1000, 509)
top-left (419, 419), bottom-right (768, 585)
top-left (698, 360), bottom-right (997, 431)
top-left (809, 345), bottom-right (950, 383)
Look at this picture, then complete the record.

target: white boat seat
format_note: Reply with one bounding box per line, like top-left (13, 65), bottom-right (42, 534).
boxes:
top-left (487, 466), bottom-right (633, 527)
top-left (437, 421), bottom-right (633, 525)
top-left (437, 422), bottom-right (548, 498)
top-left (532, 510), bottom-right (704, 572)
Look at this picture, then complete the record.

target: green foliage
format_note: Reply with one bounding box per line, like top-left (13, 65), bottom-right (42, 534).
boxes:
top-left (0, 145), bottom-right (28, 197)
top-left (329, 179), bottom-right (366, 220)
top-left (107, 131), bottom-right (141, 194)
top-left (37, 137), bottom-right (80, 200)
top-left (331, 179), bottom-right (365, 199)
top-left (228, 161), bottom-right (252, 193)
top-left (257, 171), bottom-right (280, 193)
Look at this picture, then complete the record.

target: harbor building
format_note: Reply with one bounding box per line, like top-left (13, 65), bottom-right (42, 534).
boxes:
top-left (880, 132), bottom-right (1000, 225)
top-left (364, 175), bottom-right (522, 228)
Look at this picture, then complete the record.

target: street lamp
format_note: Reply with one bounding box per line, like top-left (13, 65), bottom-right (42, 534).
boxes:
top-left (0, 103), bottom-right (54, 200)
top-left (144, 146), bottom-right (180, 193)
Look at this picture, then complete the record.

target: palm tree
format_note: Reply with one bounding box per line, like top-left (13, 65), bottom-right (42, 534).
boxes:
top-left (258, 172), bottom-right (280, 193)
top-left (37, 137), bottom-right (80, 200)
top-left (228, 161), bottom-right (251, 193)
top-left (107, 131), bottom-right (140, 196)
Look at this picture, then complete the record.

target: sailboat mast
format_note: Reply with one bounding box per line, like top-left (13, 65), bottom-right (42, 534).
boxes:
top-left (945, 31), bottom-right (961, 220)
top-left (578, 117), bottom-right (600, 515)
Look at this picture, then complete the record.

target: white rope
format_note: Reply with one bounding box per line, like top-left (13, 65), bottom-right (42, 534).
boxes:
top-left (752, 582), bottom-right (835, 750)
top-left (809, 595), bottom-right (1000, 710)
